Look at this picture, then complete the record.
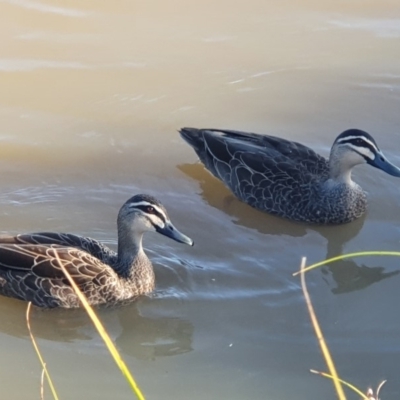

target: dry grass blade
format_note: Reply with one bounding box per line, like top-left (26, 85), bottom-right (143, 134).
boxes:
top-left (293, 251), bottom-right (400, 276)
top-left (376, 380), bottom-right (387, 398)
top-left (300, 257), bottom-right (346, 400)
top-left (54, 252), bottom-right (146, 400)
top-left (310, 370), bottom-right (369, 399)
top-left (366, 380), bottom-right (387, 400)
top-left (26, 302), bottom-right (59, 400)
top-left (41, 366), bottom-right (46, 400)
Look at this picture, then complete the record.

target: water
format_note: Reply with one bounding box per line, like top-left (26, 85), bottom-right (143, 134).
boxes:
top-left (1, 0), bottom-right (400, 398)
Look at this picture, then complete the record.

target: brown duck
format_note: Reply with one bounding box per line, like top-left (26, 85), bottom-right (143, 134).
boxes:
top-left (0, 194), bottom-right (193, 308)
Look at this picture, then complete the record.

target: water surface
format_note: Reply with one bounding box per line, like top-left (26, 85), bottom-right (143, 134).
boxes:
top-left (1, 0), bottom-right (400, 399)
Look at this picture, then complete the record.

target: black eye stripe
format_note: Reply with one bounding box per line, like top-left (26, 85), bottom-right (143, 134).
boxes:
top-left (339, 137), bottom-right (376, 154)
top-left (134, 205), bottom-right (166, 223)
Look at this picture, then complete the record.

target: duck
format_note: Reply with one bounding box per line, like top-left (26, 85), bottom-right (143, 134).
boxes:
top-left (180, 128), bottom-right (400, 224)
top-left (0, 194), bottom-right (193, 308)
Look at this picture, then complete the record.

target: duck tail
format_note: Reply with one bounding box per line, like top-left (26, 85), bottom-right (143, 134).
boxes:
top-left (179, 127), bottom-right (205, 152)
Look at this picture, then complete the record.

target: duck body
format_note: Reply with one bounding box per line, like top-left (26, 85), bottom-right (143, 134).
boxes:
top-left (180, 128), bottom-right (400, 224)
top-left (0, 195), bottom-right (193, 308)
top-left (0, 232), bottom-right (144, 308)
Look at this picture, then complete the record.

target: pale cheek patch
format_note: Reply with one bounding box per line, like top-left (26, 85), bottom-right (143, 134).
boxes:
top-left (356, 146), bottom-right (375, 160)
top-left (147, 214), bottom-right (165, 229)
top-left (347, 144), bottom-right (375, 161)
top-left (134, 217), bottom-right (155, 233)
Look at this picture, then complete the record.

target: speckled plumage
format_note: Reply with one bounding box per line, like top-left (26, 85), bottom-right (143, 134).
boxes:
top-left (180, 128), bottom-right (400, 224)
top-left (0, 194), bottom-right (193, 308)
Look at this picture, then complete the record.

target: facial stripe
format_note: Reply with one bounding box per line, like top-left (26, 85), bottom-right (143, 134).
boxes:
top-left (128, 201), bottom-right (167, 224)
top-left (345, 144), bottom-right (376, 160)
top-left (336, 135), bottom-right (379, 153)
top-left (336, 135), bottom-right (380, 162)
top-left (146, 213), bottom-right (166, 229)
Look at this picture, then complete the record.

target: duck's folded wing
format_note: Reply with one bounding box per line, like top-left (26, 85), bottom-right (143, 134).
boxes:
top-left (181, 128), bottom-right (328, 177)
top-left (0, 244), bottom-right (107, 286)
top-left (0, 232), bottom-right (115, 263)
top-left (186, 129), bottom-right (318, 185)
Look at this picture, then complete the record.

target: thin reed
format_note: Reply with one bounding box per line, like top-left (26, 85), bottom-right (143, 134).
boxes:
top-left (26, 303), bottom-right (60, 400)
top-left (299, 257), bottom-right (346, 400)
top-left (297, 253), bottom-right (392, 399)
top-left (53, 251), bottom-right (146, 400)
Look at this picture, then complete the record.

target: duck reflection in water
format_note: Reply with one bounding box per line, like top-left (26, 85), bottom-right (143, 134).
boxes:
top-left (178, 163), bottom-right (400, 294)
top-left (0, 298), bottom-right (193, 360)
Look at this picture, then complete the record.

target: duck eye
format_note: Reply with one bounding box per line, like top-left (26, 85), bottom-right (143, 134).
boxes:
top-left (146, 206), bottom-right (154, 213)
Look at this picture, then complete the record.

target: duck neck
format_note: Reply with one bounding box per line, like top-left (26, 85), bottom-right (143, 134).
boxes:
top-left (115, 228), bottom-right (150, 278)
top-left (329, 149), bottom-right (355, 185)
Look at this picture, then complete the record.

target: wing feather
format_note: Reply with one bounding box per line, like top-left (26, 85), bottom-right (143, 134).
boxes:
top-left (0, 244), bottom-right (108, 286)
top-left (190, 128), bottom-right (329, 178)
top-left (0, 232), bottom-right (116, 264)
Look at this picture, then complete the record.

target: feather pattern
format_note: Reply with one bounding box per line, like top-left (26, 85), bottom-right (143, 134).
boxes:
top-left (180, 127), bottom-right (400, 224)
top-left (0, 194), bottom-right (193, 308)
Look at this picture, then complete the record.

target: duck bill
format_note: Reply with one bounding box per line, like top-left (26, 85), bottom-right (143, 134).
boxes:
top-left (156, 222), bottom-right (194, 246)
top-left (369, 151), bottom-right (400, 177)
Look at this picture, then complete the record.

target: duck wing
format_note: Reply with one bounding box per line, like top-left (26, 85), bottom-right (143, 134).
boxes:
top-left (0, 243), bottom-right (114, 307)
top-left (0, 232), bottom-right (117, 264)
top-left (0, 243), bottom-right (109, 282)
top-left (180, 128), bottom-right (329, 177)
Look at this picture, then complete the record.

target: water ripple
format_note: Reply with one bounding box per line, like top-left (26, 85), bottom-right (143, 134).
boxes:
top-left (0, 59), bottom-right (90, 72)
top-left (0, 59), bottom-right (149, 72)
top-left (2, 0), bottom-right (89, 17)
top-left (329, 17), bottom-right (400, 38)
